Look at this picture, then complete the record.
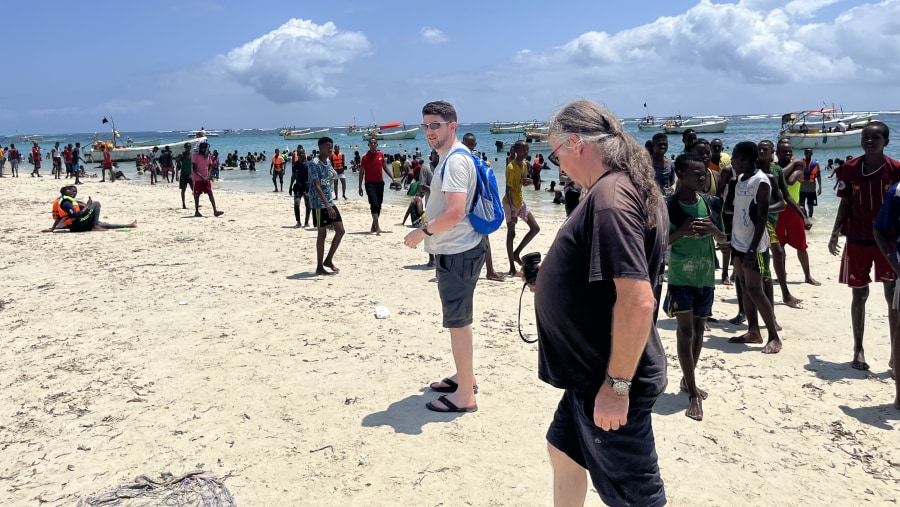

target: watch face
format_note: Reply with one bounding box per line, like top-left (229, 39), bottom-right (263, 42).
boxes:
top-left (612, 381), bottom-right (630, 395)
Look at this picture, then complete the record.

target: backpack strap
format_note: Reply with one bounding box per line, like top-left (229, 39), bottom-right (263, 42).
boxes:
top-left (439, 148), bottom-right (473, 179)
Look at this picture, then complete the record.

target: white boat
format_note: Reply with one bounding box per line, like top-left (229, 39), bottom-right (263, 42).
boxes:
top-left (283, 128), bottom-right (330, 140)
top-left (186, 129), bottom-right (221, 138)
top-left (781, 130), bottom-right (862, 150)
top-left (638, 116), bottom-right (668, 132)
top-left (125, 137), bottom-right (162, 147)
top-left (779, 109), bottom-right (873, 150)
top-left (363, 127), bottom-right (419, 140)
top-left (490, 121), bottom-right (542, 134)
top-left (664, 117), bottom-right (729, 134)
top-left (85, 137), bottom-right (205, 162)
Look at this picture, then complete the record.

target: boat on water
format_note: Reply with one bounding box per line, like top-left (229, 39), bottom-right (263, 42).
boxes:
top-left (363, 122), bottom-right (419, 140)
top-left (283, 128), bottom-right (330, 140)
top-left (186, 129), bottom-right (221, 138)
top-left (348, 124), bottom-right (367, 134)
top-left (490, 121), bottom-right (542, 134)
top-left (84, 137), bottom-right (205, 162)
top-left (664, 117), bottom-right (729, 134)
top-left (638, 116), bottom-right (672, 132)
top-left (779, 109), bottom-right (874, 150)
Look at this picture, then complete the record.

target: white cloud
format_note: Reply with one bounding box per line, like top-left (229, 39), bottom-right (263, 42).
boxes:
top-left (511, 0), bottom-right (900, 95)
top-left (420, 26), bottom-right (449, 44)
top-left (214, 18), bottom-right (370, 104)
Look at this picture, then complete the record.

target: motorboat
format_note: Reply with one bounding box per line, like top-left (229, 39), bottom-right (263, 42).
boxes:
top-left (664, 117), bottom-right (729, 134)
top-left (779, 109), bottom-right (874, 150)
top-left (363, 122), bottom-right (419, 140)
top-left (283, 128), bottom-right (330, 140)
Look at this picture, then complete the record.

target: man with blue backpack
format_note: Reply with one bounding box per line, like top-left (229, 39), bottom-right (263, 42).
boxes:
top-left (404, 100), bottom-right (504, 414)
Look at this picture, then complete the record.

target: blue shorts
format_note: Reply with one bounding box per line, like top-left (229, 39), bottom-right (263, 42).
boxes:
top-left (663, 285), bottom-right (714, 318)
top-left (435, 241), bottom-right (486, 328)
top-left (547, 390), bottom-right (666, 507)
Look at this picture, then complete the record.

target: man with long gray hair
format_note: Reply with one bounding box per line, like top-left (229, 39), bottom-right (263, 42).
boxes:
top-left (532, 100), bottom-right (668, 506)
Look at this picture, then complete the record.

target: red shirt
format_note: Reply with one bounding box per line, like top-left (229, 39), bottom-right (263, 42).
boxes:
top-left (63, 147), bottom-right (73, 163)
top-left (31, 146), bottom-right (41, 162)
top-left (361, 150), bottom-right (386, 183)
top-left (836, 155), bottom-right (900, 241)
top-left (102, 151), bottom-right (112, 168)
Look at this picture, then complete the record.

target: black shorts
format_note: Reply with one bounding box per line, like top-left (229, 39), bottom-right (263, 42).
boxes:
top-left (799, 191), bottom-right (817, 207)
top-left (179, 177), bottom-right (193, 190)
top-left (365, 181), bottom-right (385, 214)
top-left (547, 390), bottom-right (666, 507)
top-left (435, 241), bottom-right (486, 328)
top-left (312, 206), bottom-right (342, 228)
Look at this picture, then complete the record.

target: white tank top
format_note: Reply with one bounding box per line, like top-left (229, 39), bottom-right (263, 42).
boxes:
top-left (732, 169), bottom-right (770, 252)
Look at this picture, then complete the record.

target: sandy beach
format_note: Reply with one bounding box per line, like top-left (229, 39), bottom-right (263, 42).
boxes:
top-left (0, 174), bottom-right (897, 506)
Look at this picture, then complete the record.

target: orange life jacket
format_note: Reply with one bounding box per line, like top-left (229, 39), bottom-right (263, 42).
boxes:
top-left (52, 196), bottom-right (80, 227)
top-left (801, 159), bottom-right (819, 183)
top-left (332, 152), bottom-right (345, 170)
top-left (273, 155), bottom-right (284, 171)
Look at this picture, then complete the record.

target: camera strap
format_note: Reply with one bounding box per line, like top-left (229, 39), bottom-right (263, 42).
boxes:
top-left (518, 283), bottom-right (538, 344)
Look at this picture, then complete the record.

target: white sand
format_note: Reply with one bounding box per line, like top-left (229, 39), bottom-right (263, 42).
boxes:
top-left (0, 176), bottom-right (896, 506)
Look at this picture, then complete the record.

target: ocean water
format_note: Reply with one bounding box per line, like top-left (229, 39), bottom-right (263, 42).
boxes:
top-left (7, 113), bottom-right (900, 222)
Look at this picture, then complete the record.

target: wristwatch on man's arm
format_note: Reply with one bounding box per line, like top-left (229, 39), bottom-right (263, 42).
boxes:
top-left (605, 373), bottom-right (632, 395)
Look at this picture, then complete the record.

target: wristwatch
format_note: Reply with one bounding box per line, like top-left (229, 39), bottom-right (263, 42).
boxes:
top-left (605, 373), bottom-right (632, 395)
top-left (422, 223), bottom-right (433, 236)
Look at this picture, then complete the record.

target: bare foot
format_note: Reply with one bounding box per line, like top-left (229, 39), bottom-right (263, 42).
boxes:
top-left (315, 268), bottom-right (334, 276)
top-left (324, 262), bottom-right (340, 273)
top-left (851, 351), bottom-right (870, 371)
top-left (728, 313), bottom-right (746, 325)
top-left (214, 211), bottom-right (224, 217)
top-left (680, 377), bottom-right (708, 400)
top-left (721, 275), bottom-right (733, 286)
top-left (686, 395), bottom-right (703, 421)
top-left (194, 212), bottom-right (203, 217)
top-left (782, 295), bottom-right (803, 308)
top-left (508, 269), bottom-right (518, 276)
top-left (805, 277), bottom-right (822, 286)
top-left (762, 338), bottom-right (783, 354)
top-left (729, 332), bottom-right (763, 344)
top-left (486, 272), bottom-right (505, 282)
top-left (129, 220), bottom-right (138, 228)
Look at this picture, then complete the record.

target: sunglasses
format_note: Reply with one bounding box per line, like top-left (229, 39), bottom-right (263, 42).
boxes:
top-left (548, 148), bottom-right (560, 166)
top-left (420, 121), bottom-right (451, 131)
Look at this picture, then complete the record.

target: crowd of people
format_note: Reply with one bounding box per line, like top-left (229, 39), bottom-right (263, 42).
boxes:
top-left (13, 100), bottom-right (899, 506)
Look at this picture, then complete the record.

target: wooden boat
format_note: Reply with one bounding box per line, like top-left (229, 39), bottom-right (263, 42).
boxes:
top-left (664, 117), bottom-right (728, 134)
top-left (638, 116), bottom-right (667, 132)
top-left (779, 109), bottom-right (873, 150)
top-left (283, 128), bottom-right (330, 140)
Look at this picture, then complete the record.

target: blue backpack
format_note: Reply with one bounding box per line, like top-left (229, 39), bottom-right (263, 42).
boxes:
top-left (440, 148), bottom-right (505, 234)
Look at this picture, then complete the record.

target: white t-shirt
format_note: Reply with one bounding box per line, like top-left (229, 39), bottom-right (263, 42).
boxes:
top-left (424, 141), bottom-right (482, 255)
top-left (732, 169), bottom-right (770, 253)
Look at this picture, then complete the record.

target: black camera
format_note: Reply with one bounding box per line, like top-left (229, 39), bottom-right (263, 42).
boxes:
top-left (521, 252), bottom-right (541, 284)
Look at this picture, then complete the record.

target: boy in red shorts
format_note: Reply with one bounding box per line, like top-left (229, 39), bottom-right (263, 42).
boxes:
top-left (191, 142), bottom-right (224, 218)
top-left (829, 121), bottom-right (900, 370)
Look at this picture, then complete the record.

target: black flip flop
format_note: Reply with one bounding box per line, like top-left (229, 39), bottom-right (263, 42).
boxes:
top-left (425, 395), bottom-right (477, 413)
top-left (430, 378), bottom-right (478, 394)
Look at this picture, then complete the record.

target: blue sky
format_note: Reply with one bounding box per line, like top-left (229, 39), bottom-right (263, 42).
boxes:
top-left (3, 0), bottom-right (896, 134)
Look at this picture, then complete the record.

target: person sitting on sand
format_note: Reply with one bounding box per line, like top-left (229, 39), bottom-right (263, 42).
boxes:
top-left (43, 185), bottom-right (136, 233)
top-left (664, 154), bottom-right (726, 421)
top-left (402, 187), bottom-right (425, 228)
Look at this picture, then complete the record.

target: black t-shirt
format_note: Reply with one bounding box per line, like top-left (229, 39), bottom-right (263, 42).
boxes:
top-left (292, 161), bottom-right (309, 193)
top-left (159, 151), bottom-right (173, 167)
top-left (535, 171), bottom-right (668, 398)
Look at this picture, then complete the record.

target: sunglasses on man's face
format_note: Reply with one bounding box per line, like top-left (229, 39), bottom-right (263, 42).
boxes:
top-left (420, 121), bottom-right (451, 131)
top-left (548, 149), bottom-right (560, 166)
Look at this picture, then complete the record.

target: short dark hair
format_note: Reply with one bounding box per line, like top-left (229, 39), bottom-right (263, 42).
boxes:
top-left (651, 133), bottom-right (668, 142)
top-left (733, 141), bottom-right (758, 163)
top-left (674, 153), bottom-right (706, 173)
top-left (421, 101), bottom-right (457, 123)
top-left (692, 138), bottom-right (710, 149)
top-left (317, 136), bottom-right (334, 147)
top-left (758, 139), bottom-right (774, 150)
top-left (864, 120), bottom-right (890, 141)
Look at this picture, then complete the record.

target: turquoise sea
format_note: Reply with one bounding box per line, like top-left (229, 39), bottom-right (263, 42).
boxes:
top-left (7, 112), bottom-right (900, 221)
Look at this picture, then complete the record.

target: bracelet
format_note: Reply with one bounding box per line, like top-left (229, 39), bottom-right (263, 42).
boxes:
top-left (422, 224), bottom-right (433, 236)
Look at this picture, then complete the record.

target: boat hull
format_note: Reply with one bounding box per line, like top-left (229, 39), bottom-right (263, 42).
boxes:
top-left (363, 128), bottom-right (419, 140)
top-left (284, 128), bottom-right (330, 140)
top-left (85, 138), bottom-right (206, 162)
top-left (781, 130), bottom-right (862, 150)
top-left (665, 119), bottom-right (729, 134)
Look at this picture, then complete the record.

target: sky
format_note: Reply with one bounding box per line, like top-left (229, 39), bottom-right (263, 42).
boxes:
top-left (3, 0), bottom-right (898, 134)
